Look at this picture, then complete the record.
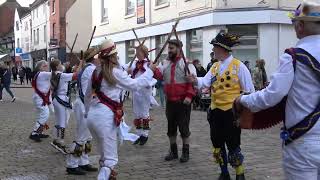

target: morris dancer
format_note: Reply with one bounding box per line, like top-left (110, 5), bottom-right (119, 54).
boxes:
top-left (84, 39), bottom-right (155, 179)
top-left (66, 48), bottom-right (99, 175)
top-left (151, 39), bottom-right (197, 163)
top-left (29, 60), bottom-right (52, 142)
top-left (126, 45), bottom-right (154, 145)
top-left (188, 32), bottom-right (254, 180)
top-left (235, 2), bottom-right (320, 179)
top-left (50, 59), bottom-right (77, 153)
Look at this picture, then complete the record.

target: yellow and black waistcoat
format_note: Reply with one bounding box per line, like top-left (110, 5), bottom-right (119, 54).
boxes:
top-left (211, 58), bottom-right (241, 111)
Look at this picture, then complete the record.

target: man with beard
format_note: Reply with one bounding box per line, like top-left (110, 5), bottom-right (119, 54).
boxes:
top-left (151, 39), bottom-right (197, 163)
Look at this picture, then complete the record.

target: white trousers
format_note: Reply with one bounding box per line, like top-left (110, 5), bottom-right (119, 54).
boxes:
top-left (66, 98), bottom-right (92, 168)
top-left (132, 90), bottom-right (151, 137)
top-left (283, 136), bottom-right (320, 180)
top-left (52, 97), bottom-right (71, 129)
top-left (32, 94), bottom-right (50, 134)
top-left (87, 103), bottom-right (118, 180)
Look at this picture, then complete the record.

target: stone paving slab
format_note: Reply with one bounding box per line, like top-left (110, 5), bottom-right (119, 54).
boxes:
top-left (0, 88), bottom-right (285, 180)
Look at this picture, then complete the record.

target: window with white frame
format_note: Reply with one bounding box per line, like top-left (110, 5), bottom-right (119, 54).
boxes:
top-left (126, 0), bottom-right (135, 15)
top-left (156, 0), bottom-right (168, 6)
top-left (24, 21), bottom-right (28, 31)
top-left (33, 30), bottom-right (36, 44)
top-left (187, 29), bottom-right (203, 64)
top-left (227, 24), bottom-right (259, 70)
top-left (16, 21), bottom-right (19, 31)
top-left (36, 8), bottom-right (38, 18)
top-left (37, 28), bottom-right (39, 44)
top-left (44, 25), bottom-right (47, 43)
top-left (52, 0), bottom-right (55, 13)
top-left (156, 34), bottom-right (169, 61)
top-left (101, 0), bottom-right (108, 23)
top-left (126, 40), bottom-right (136, 63)
top-left (17, 38), bottom-right (20, 48)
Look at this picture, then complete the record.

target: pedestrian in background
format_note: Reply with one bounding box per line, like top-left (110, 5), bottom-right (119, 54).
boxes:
top-left (207, 52), bottom-right (218, 72)
top-left (25, 66), bottom-right (32, 85)
top-left (12, 66), bottom-right (18, 82)
top-left (0, 63), bottom-right (16, 102)
top-left (252, 59), bottom-right (268, 90)
top-left (244, 61), bottom-right (252, 74)
top-left (18, 66), bottom-right (26, 85)
top-left (193, 59), bottom-right (207, 77)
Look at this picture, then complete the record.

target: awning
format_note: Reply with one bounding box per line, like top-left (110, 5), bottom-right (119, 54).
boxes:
top-left (0, 54), bottom-right (11, 62)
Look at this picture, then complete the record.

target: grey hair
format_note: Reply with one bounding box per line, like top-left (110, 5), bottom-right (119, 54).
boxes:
top-left (35, 60), bottom-right (48, 71)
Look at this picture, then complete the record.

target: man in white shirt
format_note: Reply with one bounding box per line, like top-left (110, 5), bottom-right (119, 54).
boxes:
top-left (234, 1), bottom-right (320, 179)
top-left (188, 32), bottom-right (254, 180)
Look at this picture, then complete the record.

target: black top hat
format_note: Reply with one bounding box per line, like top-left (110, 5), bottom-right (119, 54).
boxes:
top-left (210, 31), bottom-right (240, 51)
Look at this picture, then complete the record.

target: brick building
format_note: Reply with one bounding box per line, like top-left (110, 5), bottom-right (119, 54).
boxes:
top-left (48, 0), bottom-right (75, 62)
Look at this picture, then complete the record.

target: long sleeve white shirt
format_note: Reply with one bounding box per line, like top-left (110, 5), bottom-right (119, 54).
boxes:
top-left (84, 66), bottom-right (155, 115)
top-left (240, 35), bottom-right (320, 131)
top-left (196, 55), bottom-right (255, 93)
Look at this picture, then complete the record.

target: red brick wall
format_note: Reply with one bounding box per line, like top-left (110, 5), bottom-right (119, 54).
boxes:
top-left (0, 3), bottom-right (17, 37)
top-left (49, 0), bottom-right (60, 45)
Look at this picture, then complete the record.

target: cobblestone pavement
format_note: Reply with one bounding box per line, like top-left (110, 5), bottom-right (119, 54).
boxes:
top-left (0, 88), bottom-right (285, 180)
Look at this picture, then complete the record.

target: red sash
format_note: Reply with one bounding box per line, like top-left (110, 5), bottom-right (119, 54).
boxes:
top-left (92, 70), bottom-right (123, 126)
top-left (32, 72), bottom-right (51, 106)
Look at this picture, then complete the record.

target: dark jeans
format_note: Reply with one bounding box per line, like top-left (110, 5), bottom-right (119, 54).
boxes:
top-left (166, 100), bottom-right (191, 138)
top-left (0, 84), bottom-right (14, 99)
top-left (19, 77), bottom-right (24, 85)
top-left (208, 108), bottom-right (241, 151)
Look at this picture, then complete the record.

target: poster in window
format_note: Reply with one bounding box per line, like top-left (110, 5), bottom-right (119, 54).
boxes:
top-left (137, 0), bottom-right (145, 24)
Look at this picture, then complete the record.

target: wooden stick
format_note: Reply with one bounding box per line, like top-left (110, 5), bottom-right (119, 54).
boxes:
top-left (132, 28), bottom-right (141, 45)
top-left (87, 26), bottom-right (96, 50)
top-left (128, 39), bottom-right (146, 68)
top-left (131, 29), bottom-right (151, 62)
top-left (153, 20), bottom-right (180, 65)
top-left (173, 27), bottom-right (190, 74)
top-left (66, 42), bottom-right (81, 62)
top-left (70, 33), bottom-right (78, 53)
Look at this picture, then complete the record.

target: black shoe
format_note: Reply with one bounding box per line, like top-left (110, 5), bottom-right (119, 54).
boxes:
top-left (133, 136), bottom-right (141, 145)
top-left (218, 173), bottom-right (231, 180)
top-left (180, 144), bottom-right (189, 163)
top-left (165, 143), bottom-right (178, 161)
top-left (38, 134), bottom-right (49, 138)
top-left (29, 134), bottom-right (41, 142)
top-left (79, 164), bottom-right (98, 172)
top-left (236, 174), bottom-right (245, 180)
top-left (66, 167), bottom-right (86, 175)
top-left (139, 136), bottom-right (148, 145)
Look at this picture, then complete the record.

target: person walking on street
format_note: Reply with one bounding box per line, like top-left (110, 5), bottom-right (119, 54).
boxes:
top-left (18, 66), bottom-right (26, 85)
top-left (25, 66), bottom-right (32, 85)
top-left (252, 59), bottom-right (268, 90)
top-left (12, 66), bottom-right (18, 82)
top-left (0, 64), bottom-right (16, 102)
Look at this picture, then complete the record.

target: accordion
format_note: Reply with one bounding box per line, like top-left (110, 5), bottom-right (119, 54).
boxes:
top-left (233, 98), bottom-right (286, 130)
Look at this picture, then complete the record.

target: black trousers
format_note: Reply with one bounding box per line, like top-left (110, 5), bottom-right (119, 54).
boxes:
top-left (208, 108), bottom-right (241, 151)
top-left (166, 100), bottom-right (191, 138)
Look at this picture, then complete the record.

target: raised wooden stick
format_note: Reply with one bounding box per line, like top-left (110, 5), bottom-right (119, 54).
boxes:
top-left (70, 33), bottom-right (78, 53)
top-left (173, 27), bottom-right (190, 74)
top-left (132, 28), bottom-right (151, 62)
top-left (153, 20), bottom-right (180, 65)
top-left (66, 42), bottom-right (81, 62)
top-left (128, 38), bottom-right (146, 68)
top-left (87, 26), bottom-right (96, 50)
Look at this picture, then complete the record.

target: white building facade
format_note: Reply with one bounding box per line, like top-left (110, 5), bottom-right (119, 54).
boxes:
top-left (91, 0), bottom-right (301, 76)
top-left (30, 0), bottom-right (50, 67)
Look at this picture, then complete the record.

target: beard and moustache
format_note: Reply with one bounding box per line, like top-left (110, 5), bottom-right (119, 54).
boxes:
top-left (168, 51), bottom-right (178, 61)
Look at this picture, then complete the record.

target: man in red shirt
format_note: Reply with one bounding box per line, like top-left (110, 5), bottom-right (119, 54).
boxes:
top-left (151, 39), bottom-right (197, 163)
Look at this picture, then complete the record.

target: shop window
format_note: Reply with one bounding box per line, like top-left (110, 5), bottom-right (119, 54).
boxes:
top-left (126, 40), bottom-right (136, 63)
top-left (187, 29), bottom-right (203, 65)
top-left (227, 24), bottom-right (259, 70)
top-left (156, 34), bottom-right (168, 61)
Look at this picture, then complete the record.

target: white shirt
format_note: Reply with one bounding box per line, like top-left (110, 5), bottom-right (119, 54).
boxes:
top-left (197, 55), bottom-right (255, 92)
top-left (78, 63), bottom-right (96, 98)
top-left (241, 35), bottom-right (320, 133)
top-left (84, 66), bottom-right (155, 115)
top-left (55, 72), bottom-right (74, 101)
top-left (35, 72), bottom-right (52, 93)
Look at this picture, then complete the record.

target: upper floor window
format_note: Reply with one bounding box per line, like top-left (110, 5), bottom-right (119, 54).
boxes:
top-left (156, 0), bottom-right (168, 6)
top-left (25, 21), bottom-right (28, 31)
top-left (126, 0), bottom-right (135, 15)
top-left (101, 0), bottom-right (108, 23)
top-left (52, 0), bottom-right (55, 13)
top-left (52, 23), bottom-right (56, 39)
top-left (16, 21), bottom-right (19, 31)
top-left (44, 25), bottom-right (47, 43)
